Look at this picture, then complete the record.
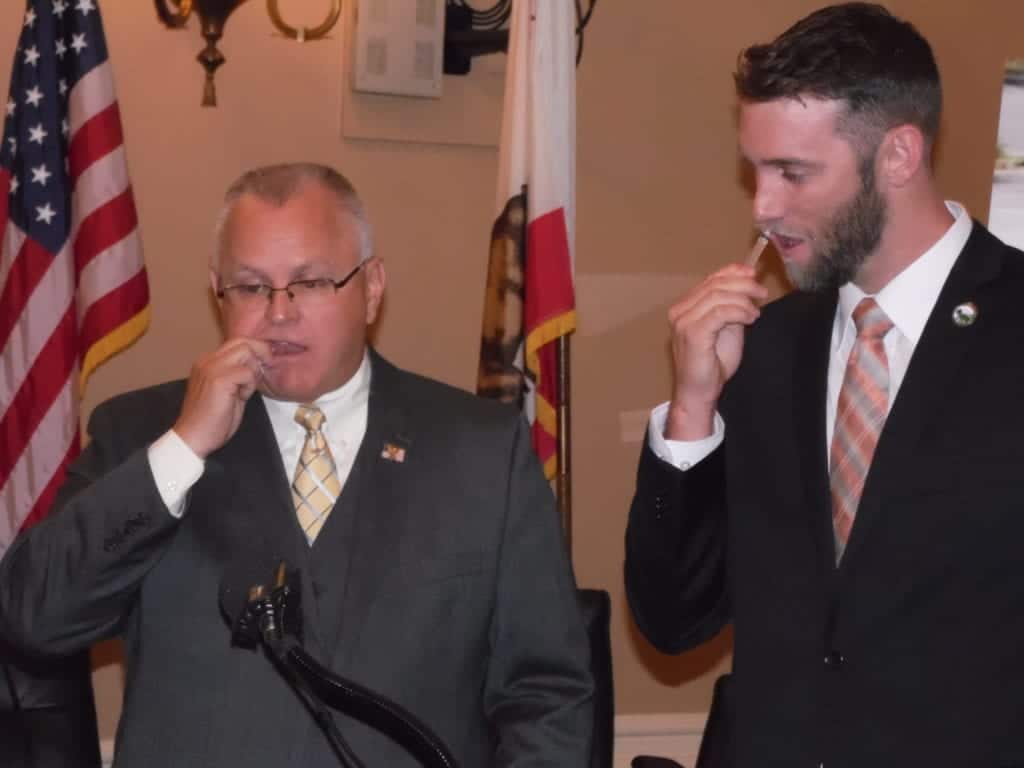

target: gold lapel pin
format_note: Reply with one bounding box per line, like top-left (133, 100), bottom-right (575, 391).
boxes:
top-left (952, 302), bottom-right (978, 328)
top-left (381, 442), bottom-right (407, 463)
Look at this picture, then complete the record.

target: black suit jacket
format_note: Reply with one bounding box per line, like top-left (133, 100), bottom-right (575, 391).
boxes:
top-left (626, 223), bottom-right (1024, 767)
top-left (0, 350), bottom-right (593, 767)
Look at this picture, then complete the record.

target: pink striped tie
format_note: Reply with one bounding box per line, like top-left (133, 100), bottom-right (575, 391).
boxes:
top-left (830, 298), bottom-right (894, 562)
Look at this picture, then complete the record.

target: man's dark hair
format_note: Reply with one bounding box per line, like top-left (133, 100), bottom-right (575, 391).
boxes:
top-left (735, 3), bottom-right (941, 158)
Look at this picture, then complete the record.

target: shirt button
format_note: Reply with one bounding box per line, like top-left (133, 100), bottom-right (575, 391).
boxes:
top-left (679, 461), bottom-right (691, 470)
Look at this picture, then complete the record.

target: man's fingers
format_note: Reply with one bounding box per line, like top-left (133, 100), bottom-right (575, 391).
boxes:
top-left (669, 268), bottom-right (767, 323)
top-left (218, 362), bottom-right (260, 392)
top-left (236, 379), bottom-right (258, 402)
top-left (195, 340), bottom-right (269, 382)
top-left (208, 337), bottom-right (273, 366)
top-left (671, 291), bottom-right (761, 340)
top-left (235, 338), bottom-right (273, 364)
top-left (688, 293), bottom-right (761, 328)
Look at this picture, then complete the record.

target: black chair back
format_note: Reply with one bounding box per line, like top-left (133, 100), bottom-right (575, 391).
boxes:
top-left (1, 646), bottom-right (101, 768)
top-left (631, 757), bottom-right (685, 768)
top-left (629, 672), bottom-right (735, 768)
top-left (694, 673), bottom-right (733, 768)
top-left (577, 588), bottom-right (613, 768)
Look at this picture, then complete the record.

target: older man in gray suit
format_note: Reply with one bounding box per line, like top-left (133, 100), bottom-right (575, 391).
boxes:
top-left (0, 163), bottom-right (593, 767)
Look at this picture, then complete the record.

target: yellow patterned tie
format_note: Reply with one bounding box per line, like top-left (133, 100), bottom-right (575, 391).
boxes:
top-left (292, 405), bottom-right (341, 544)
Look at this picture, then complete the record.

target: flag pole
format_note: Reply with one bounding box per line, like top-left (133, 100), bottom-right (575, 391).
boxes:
top-left (556, 334), bottom-right (572, 551)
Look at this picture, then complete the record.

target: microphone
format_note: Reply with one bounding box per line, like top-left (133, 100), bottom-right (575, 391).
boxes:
top-left (217, 557), bottom-right (459, 768)
top-left (218, 551), bottom-right (272, 633)
top-left (219, 554), bottom-right (302, 652)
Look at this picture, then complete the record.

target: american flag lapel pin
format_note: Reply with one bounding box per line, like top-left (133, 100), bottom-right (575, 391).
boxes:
top-left (381, 442), bottom-right (407, 463)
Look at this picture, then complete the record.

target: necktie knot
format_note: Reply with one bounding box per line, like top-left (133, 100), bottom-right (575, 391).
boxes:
top-left (852, 298), bottom-right (893, 340)
top-left (295, 404), bottom-right (325, 433)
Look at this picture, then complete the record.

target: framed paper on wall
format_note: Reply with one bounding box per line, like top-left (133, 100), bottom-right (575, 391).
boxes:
top-left (990, 60), bottom-right (1024, 249)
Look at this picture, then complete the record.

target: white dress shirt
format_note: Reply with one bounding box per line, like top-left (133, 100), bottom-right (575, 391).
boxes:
top-left (649, 201), bottom-right (973, 468)
top-left (149, 352), bottom-right (371, 517)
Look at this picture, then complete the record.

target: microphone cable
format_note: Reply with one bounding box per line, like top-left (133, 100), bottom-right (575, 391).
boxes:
top-left (260, 630), bottom-right (366, 768)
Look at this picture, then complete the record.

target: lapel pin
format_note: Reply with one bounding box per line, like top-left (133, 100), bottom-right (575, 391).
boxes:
top-left (952, 302), bottom-right (978, 328)
top-left (381, 442), bottom-right (407, 463)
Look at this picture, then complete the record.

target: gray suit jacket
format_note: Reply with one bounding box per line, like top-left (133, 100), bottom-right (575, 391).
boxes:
top-left (0, 350), bottom-right (593, 767)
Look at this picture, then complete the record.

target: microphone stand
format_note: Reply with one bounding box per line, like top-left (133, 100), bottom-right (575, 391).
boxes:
top-left (231, 562), bottom-right (459, 768)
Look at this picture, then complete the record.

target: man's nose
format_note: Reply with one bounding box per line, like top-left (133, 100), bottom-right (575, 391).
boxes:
top-left (267, 288), bottom-right (298, 322)
top-left (752, 179), bottom-right (784, 232)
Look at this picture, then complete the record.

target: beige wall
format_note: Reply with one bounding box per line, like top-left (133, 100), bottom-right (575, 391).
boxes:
top-left (3, 0), bottom-right (1022, 742)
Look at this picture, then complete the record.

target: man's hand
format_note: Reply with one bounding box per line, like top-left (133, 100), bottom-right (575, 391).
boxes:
top-left (665, 264), bottom-right (767, 440)
top-left (173, 338), bottom-right (272, 459)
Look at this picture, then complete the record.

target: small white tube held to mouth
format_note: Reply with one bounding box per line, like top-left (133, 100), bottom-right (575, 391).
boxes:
top-left (257, 361), bottom-right (278, 399)
top-left (746, 231), bottom-right (771, 268)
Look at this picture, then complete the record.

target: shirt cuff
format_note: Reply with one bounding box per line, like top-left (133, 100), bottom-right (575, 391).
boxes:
top-left (648, 402), bottom-right (725, 471)
top-left (147, 430), bottom-right (205, 518)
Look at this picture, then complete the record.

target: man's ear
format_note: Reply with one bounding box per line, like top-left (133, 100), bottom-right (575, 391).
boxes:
top-left (364, 257), bottom-right (386, 325)
top-left (878, 124), bottom-right (927, 188)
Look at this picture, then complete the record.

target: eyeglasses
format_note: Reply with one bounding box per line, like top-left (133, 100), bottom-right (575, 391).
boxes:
top-left (216, 260), bottom-right (366, 309)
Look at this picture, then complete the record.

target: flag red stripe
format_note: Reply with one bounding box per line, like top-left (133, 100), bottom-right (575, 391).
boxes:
top-left (67, 61), bottom-right (117, 140)
top-left (70, 147), bottom-right (131, 229)
top-left (523, 207), bottom-right (573, 468)
top-left (78, 268), bottom-right (150, 353)
top-left (73, 189), bottom-right (138, 273)
top-left (0, 238), bottom-right (58, 354)
top-left (535, 342), bottom-right (558, 406)
top-left (68, 102), bottom-right (124, 183)
top-left (531, 422), bottom-right (557, 466)
top-left (17, 433), bottom-right (81, 535)
top-left (524, 208), bottom-right (574, 331)
top-left (0, 305), bottom-right (77, 491)
top-left (531, 342), bottom-right (559, 464)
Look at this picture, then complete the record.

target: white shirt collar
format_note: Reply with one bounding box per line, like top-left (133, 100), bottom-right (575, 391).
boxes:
top-left (837, 201), bottom-right (972, 346)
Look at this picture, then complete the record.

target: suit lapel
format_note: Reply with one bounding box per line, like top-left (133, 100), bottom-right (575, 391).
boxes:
top-left (789, 289), bottom-right (841, 574)
top-left (201, 396), bottom-right (317, 649)
top-left (840, 223), bottom-right (1003, 569)
top-left (204, 396), bottom-right (299, 550)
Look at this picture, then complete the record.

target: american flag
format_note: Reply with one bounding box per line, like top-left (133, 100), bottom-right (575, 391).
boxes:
top-left (0, 0), bottom-right (149, 553)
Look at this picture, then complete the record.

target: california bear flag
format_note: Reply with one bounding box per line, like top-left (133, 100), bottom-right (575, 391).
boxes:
top-left (477, 0), bottom-right (575, 479)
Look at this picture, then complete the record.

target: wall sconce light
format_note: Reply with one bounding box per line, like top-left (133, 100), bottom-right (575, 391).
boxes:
top-left (155, 0), bottom-right (342, 107)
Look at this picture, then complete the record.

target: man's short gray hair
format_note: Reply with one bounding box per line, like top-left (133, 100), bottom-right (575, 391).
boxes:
top-left (212, 162), bottom-right (374, 269)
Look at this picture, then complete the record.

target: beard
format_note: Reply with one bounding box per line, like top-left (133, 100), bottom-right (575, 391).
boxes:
top-left (784, 165), bottom-right (887, 292)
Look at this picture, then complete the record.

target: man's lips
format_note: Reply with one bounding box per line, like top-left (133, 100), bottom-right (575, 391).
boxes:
top-left (771, 233), bottom-right (805, 251)
top-left (266, 340), bottom-right (307, 359)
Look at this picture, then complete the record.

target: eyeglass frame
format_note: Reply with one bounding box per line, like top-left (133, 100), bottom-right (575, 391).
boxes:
top-left (215, 259), bottom-right (368, 306)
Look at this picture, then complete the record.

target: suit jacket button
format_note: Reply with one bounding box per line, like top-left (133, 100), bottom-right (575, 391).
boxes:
top-left (824, 650), bottom-right (845, 667)
top-left (652, 496), bottom-right (664, 518)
